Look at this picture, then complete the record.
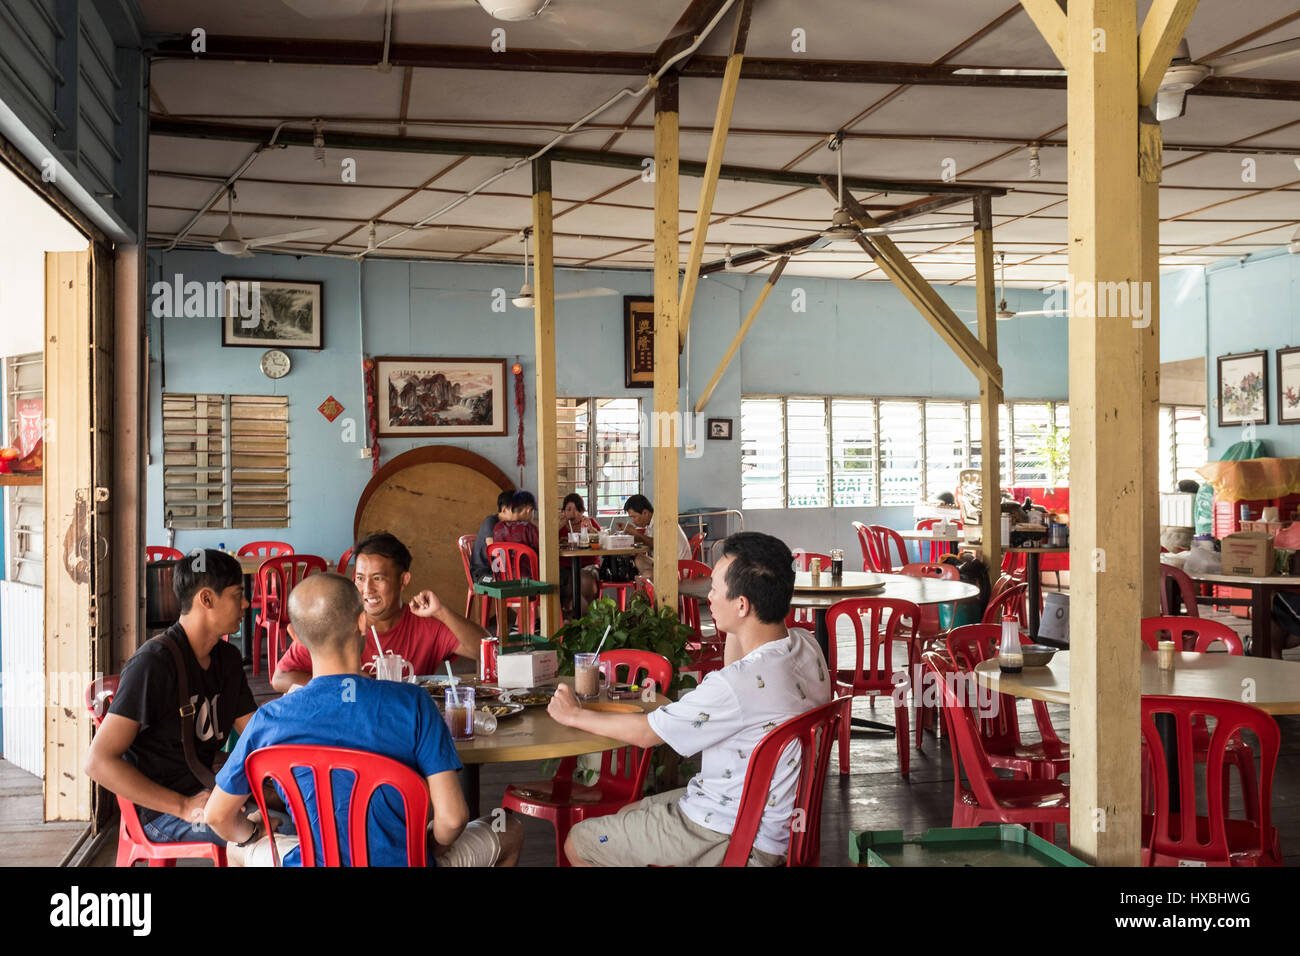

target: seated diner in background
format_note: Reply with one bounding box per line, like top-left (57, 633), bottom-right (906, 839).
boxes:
top-left (550, 531), bottom-right (831, 866)
top-left (470, 489), bottom-right (515, 584)
top-left (271, 532), bottom-right (485, 693)
top-left (623, 493), bottom-right (692, 578)
top-left (85, 549), bottom-right (257, 852)
top-left (559, 492), bottom-right (602, 618)
top-left (205, 572), bottom-right (523, 867)
top-left (492, 489), bottom-right (540, 561)
top-left (558, 491), bottom-right (602, 542)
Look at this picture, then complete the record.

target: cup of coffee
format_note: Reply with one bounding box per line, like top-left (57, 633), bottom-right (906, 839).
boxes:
top-left (574, 652), bottom-right (602, 700)
top-left (444, 686), bottom-right (475, 740)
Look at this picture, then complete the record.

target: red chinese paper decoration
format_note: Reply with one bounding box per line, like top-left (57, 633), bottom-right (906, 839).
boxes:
top-left (317, 395), bottom-right (344, 423)
top-left (363, 358), bottom-right (381, 474)
top-left (513, 362), bottom-right (526, 471)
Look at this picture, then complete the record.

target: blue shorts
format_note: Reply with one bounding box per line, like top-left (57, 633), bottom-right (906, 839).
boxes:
top-left (141, 810), bottom-right (228, 847)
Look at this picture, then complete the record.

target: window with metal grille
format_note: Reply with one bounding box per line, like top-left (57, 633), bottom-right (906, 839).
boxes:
top-left (162, 393), bottom-right (289, 529)
top-left (555, 397), bottom-right (641, 517)
top-left (740, 396), bottom-right (1071, 509)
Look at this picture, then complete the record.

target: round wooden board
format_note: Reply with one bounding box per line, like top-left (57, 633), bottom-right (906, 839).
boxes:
top-left (354, 446), bottom-right (511, 607)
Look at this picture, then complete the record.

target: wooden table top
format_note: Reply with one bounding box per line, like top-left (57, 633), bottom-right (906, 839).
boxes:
top-left (678, 574), bottom-right (978, 609)
top-left (452, 677), bottom-right (669, 764)
top-left (792, 570), bottom-right (887, 591)
top-left (974, 650), bottom-right (1300, 715)
top-left (1181, 570), bottom-right (1300, 588)
top-left (897, 529), bottom-right (963, 541)
top-left (558, 546), bottom-right (644, 558)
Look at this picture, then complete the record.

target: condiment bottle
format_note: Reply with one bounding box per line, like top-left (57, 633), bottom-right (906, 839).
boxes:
top-left (809, 556), bottom-right (821, 585)
top-left (998, 613), bottom-right (1023, 674)
top-left (829, 549), bottom-right (844, 578)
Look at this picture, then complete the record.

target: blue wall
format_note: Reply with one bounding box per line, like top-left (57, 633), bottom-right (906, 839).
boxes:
top-left (146, 249), bottom-right (1070, 562)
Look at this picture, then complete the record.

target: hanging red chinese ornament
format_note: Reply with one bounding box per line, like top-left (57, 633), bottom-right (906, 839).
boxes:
top-left (513, 363), bottom-right (526, 472)
top-left (363, 358), bottom-right (381, 474)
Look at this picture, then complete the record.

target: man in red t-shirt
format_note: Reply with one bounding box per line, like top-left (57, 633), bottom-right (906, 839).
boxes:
top-left (272, 532), bottom-right (486, 693)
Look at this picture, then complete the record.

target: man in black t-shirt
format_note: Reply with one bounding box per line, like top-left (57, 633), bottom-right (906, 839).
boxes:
top-left (86, 549), bottom-right (257, 848)
top-left (470, 489), bottom-right (514, 582)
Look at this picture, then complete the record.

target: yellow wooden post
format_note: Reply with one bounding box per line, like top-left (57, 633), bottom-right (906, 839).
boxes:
top-left (531, 157), bottom-right (560, 636)
top-left (1138, 115), bottom-right (1163, 618)
top-left (973, 196), bottom-right (1002, 574)
top-left (653, 74), bottom-right (680, 612)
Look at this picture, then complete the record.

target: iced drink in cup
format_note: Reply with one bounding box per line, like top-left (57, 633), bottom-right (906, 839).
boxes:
top-left (574, 652), bottom-right (601, 700)
top-left (444, 686), bottom-right (475, 740)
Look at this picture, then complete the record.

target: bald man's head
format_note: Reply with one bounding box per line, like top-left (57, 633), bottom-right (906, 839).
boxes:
top-left (287, 572), bottom-right (366, 656)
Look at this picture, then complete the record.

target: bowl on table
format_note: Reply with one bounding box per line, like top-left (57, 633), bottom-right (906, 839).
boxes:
top-left (1020, 645), bottom-right (1058, 667)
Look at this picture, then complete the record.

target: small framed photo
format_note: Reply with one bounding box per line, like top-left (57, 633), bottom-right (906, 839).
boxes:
top-left (222, 278), bottom-right (323, 349)
top-left (1278, 347), bottom-right (1300, 424)
top-left (707, 417), bottom-right (733, 440)
top-left (1216, 350), bottom-right (1268, 427)
top-left (374, 356), bottom-right (507, 437)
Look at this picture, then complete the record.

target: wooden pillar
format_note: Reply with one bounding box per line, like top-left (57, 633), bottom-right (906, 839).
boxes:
top-left (531, 158), bottom-right (560, 636)
top-left (1138, 115), bottom-right (1163, 618)
top-left (973, 196), bottom-right (1002, 573)
top-left (112, 246), bottom-right (145, 668)
top-left (652, 74), bottom-right (680, 612)
top-left (1061, 0), bottom-right (1143, 866)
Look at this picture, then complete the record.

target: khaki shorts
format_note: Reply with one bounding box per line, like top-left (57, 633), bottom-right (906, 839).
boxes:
top-left (567, 788), bottom-right (785, 867)
top-left (246, 816), bottom-right (502, 868)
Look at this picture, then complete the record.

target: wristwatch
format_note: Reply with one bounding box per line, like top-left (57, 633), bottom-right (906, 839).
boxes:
top-left (233, 821), bottom-right (263, 847)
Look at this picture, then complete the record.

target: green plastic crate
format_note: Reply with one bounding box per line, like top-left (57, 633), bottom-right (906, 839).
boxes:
top-left (849, 825), bottom-right (1088, 867)
top-left (473, 578), bottom-right (556, 599)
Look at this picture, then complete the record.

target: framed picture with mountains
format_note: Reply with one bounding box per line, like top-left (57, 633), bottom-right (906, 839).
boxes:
top-left (374, 356), bottom-right (507, 437)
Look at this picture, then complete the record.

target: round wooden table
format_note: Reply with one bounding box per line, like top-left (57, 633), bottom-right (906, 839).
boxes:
top-left (558, 546), bottom-right (645, 613)
top-left (449, 677), bottom-right (669, 815)
top-left (1180, 569), bottom-right (1300, 659)
top-left (974, 649), bottom-right (1300, 715)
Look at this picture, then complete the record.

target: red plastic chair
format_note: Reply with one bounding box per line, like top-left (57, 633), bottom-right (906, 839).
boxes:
top-left (85, 677), bottom-right (227, 867)
top-left (688, 532), bottom-right (706, 563)
top-left (254, 554), bottom-right (328, 676)
top-left (1140, 696), bottom-right (1281, 867)
top-left (601, 575), bottom-right (655, 611)
top-left (503, 650), bottom-right (673, 866)
top-left (238, 541), bottom-right (293, 646)
top-left (898, 562), bottom-right (960, 748)
top-left (943, 624), bottom-right (1068, 780)
top-left (487, 541), bottom-right (540, 634)
top-left (722, 697), bottom-right (850, 867)
top-left (851, 522), bottom-right (874, 572)
top-left (914, 519), bottom-right (961, 563)
top-left (867, 525), bottom-right (909, 573)
top-left (1140, 616), bottom-right (1257, 822)
top-left (337, 547), bottom-right (353, 575)
top-left (923, 652), bottom-right (1069, 842)
top-left (982, 582), bottom-right (1030, 627)
top-left (678, 560), bottom-right (724, 675)
top-left (792, 551), bottom-right (832, 571)
top-left (1158, 563), bottom-right (1201, 617)
top-left (825, 597), bottom-right (916, 776)
top-left (145, 546), bottom-right (183, 563)
top-left (457, 534), bottom-right (490, 627)
top-left (245, 745), bottom-right (430, 867)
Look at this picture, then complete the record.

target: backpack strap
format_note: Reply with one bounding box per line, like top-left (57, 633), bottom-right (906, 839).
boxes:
top-left (157, 628), bottom-right (217, 791)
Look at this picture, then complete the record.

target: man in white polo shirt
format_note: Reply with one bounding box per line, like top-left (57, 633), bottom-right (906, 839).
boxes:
top-left (549, 531), bottom-right (830, 866)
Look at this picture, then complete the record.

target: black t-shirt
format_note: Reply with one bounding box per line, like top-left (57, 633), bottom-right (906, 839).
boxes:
top-left (470, 513), bottom-right (497, 579)
top-left (108, 623), bottom-right (256, 822)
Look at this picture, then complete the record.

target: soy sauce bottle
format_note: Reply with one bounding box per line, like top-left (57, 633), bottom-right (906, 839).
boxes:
top-left (998, 613), bottom-right (1023, 674)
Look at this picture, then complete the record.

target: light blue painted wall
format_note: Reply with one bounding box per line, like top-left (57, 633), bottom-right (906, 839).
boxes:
top-left (1202, 251), bottom-right (1300, 458)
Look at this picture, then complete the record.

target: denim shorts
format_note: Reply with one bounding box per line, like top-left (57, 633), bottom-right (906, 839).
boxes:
top-left (141, 810), bottom-right (228, 847)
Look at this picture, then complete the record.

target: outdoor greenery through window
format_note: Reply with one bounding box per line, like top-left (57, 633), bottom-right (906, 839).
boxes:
top-left (556, 398), bottom-right (641, 516)
top-left (741, 397), bottom-right (1207, 509)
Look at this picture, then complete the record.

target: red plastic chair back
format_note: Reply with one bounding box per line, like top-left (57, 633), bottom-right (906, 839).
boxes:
top-left (337, 547), bottom-right (353, 575)
top-left (982, 583), bottom-right (1029, 626)
top-left (456, 534), bottom-right (482, 621)
top-left (487, 541), bottom-right (540, 633)
top-left (868, 526), bottom-right (909, 573)
top-left (145, 546), bottom-right (183, 563)
top-left (1158, 563), bottom-right (1201, 617)
top-left (945, 622), bottom-right (1001, 670)
top-left (85, 676), bottom-right (226, 867)
top-left (688, 532), bottom-right (706, 563)
top-left (899, 562), bottom-right (958, 581)
top-left (257, 554), bottom-right (329, 669)
top-left (238, 540), bottom-right (293, 559)
top-left (914, 519), bottom-right (960, 563)
top-left (722, 697), bottom-right (849, 867)
top-left (851, 522), bottom-right (874, 572)
top-left (599, 649), bottom-right (672, 691)
top-left (922, 652), bottom-right (1005, 806)
top-left (793, 551), bottom-right (832, 571)
top-left (677, 560), bottom-right (713, 637)
top-left (825, 597), bottom-right (919, 689)
top-left (245, 745), bottom-right (430, 867)
top-left (1140, 695), bottom-right (1279, 866)
top-left (1140, 616), bottom-right (1243, 655)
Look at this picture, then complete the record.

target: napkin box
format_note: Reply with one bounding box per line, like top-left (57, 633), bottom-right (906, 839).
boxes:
top-left (606, 533), bottom-right (635, 549)
top-left (496, 649), bottom-right (558, 688)
top-left (1221, 531), bottom-right (1273, 577)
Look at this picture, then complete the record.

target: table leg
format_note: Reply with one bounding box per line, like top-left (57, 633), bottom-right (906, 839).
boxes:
top-left (1026, 552), bottom-right (1042, 640)
top-left (461, 764), bottom-right (481, 818)
top-left (1253, 586), bottom-right (1276, 659)
top-left (571, 556), bottom-right (582, 619)
top-left (498, 596), bottom-right (510, 640)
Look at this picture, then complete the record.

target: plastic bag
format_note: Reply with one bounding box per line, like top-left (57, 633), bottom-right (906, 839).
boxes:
top-left (1183, 543), bottom-right (1222, 575)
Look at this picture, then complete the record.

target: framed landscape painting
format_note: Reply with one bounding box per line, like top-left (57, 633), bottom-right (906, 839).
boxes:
top-left (374, 356), bottom-right (507, 437)
top-left (1278, 347), bottom-right (1300, 425)
top-left (222, 278), bottom-right (323, 349)
top-left (1216, 350), bottom-right (1268, 427)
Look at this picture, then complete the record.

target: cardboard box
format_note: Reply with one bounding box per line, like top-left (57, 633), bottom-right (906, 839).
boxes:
top-left (1221, 532), bottom-right (1274, 577)
top-left (496, 649), bottom-right (558, 688)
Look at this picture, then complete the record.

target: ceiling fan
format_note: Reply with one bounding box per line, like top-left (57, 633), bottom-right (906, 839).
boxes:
top-left (956, 252), bottom-right (1068, 320)
top-left (954, 37), bottom-right (1300, 121)
top-left (213, 188), bottom-right (324, 258)
top-left (512, 231), bottom-right (618, 308)
top-left (734, 132), bottom-right (977, 246)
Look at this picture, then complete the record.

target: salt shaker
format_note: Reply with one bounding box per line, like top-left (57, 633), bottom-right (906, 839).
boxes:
top-left (809, 557), bottom-right (821, 585)
top-left (998, 614), bottom-right (1023, 674)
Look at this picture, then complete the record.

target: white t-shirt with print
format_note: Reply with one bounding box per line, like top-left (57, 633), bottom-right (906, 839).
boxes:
top-left (646, 628), bottom-right (831, 856)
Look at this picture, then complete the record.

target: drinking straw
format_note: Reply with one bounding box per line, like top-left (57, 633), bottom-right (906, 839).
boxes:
top-left (371, 626), bottom-right (385, 657)
top-left (592, 623), bottom-right (613, 658)
top-left (445, 661), bottom-right (458, 690)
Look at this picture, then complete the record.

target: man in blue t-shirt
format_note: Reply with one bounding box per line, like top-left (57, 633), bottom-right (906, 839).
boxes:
top-left (204, 572), bottom-right (523, 867)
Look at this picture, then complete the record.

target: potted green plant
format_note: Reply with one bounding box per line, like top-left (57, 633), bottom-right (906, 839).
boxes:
top-left (554, 594), bottom-right (699, 696)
